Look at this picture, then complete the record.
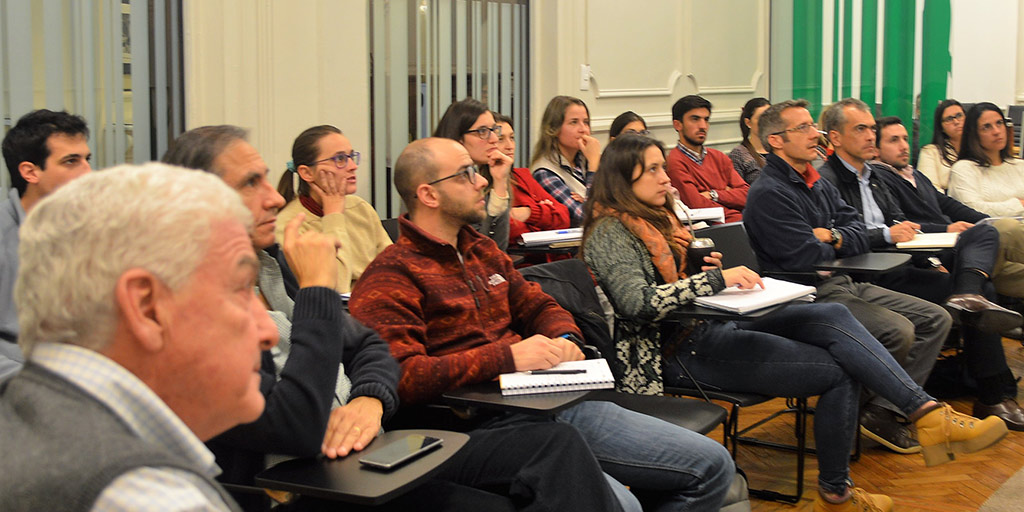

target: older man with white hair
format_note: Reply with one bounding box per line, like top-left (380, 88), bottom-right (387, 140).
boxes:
top-left (0, 163), bottom-right (279, 511)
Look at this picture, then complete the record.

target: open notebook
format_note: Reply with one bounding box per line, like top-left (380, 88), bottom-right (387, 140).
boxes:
top-left (498, 359), bottom-right (615, 396)
top-left (895, 232), bottom-right (959, 249)
top-left (693, 277), bottom-right (816, 314)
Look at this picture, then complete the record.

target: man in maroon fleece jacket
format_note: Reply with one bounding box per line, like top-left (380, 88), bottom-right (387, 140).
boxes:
top-left (667, 95), bottom-right (749, 222)
top-left (350, 137), bottom-right (735, 511)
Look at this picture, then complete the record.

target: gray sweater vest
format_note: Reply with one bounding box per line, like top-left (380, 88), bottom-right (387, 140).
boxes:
top-left (0, 362), bottom-right (241, 512)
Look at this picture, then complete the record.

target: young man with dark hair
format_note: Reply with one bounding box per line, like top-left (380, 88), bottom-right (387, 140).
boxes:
top-left (872, 115), bottom-right (1024, 428)
top-left (1, 109), bottom-right (91, 348)
top-left (667, 95), bottom-right (749, 222)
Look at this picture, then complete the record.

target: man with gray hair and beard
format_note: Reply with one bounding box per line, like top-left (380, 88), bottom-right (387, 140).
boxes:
top-left (0, 163), bottom-right (279, 510)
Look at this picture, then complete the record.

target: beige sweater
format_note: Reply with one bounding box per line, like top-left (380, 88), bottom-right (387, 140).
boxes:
top-left (948, 158), bottom-right (1024, 217)
top-left (275, 195), bottom-right (392, 293)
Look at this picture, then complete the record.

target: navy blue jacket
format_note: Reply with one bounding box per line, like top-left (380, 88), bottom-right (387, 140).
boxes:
top-left (208, 244), bottom-right (399, 497)
top-left (744, 153), bottom-right (870, 274)
top-left (872, 163), bottom-right (988, 232)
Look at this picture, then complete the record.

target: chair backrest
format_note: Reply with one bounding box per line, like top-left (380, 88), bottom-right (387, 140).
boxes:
top-left (519, 259), bottom-right (613, 360)
top-left (382, 218), bottom-right (400, 242)
top-left (694, 221), bottom-right (760, 273)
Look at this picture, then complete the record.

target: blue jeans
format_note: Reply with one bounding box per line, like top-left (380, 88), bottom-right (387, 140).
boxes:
top-left (663, 302), bottom-right (933, 495)
top-left (485, 401), bottom-right (735, 511)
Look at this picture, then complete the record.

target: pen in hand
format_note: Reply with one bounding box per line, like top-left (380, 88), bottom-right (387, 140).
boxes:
top-left (529, 369), bottom-right (587, 375)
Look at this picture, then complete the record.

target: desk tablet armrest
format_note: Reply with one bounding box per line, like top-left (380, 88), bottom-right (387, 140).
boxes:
top-left (813, 252), bottom-right (910, 274)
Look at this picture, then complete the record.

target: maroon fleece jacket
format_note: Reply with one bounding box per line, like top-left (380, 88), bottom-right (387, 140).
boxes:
top-left (349, 215), bottom-right (581, 405)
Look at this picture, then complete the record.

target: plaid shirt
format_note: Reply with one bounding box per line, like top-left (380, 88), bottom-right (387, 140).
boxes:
top-left (677, 142), bottom-right (707, 165)
top-left (31, 343), bottom-right (234, 511)
top-left (533, 153), bottom-right (593, 226)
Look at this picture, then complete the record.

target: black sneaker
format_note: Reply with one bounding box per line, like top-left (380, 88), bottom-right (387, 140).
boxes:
top-left (859, 404), bottom-right (921, 454)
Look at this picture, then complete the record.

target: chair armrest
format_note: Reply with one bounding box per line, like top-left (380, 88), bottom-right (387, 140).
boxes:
top-left (813, 252), bottom-right (910, 274)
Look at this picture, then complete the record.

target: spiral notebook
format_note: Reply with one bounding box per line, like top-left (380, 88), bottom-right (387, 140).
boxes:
top-left (498, 359), bottom-right (615, 396)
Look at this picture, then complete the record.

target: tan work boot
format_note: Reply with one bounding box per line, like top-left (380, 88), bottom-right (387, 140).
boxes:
top-left (915, 402), bottom-right (1008, 466)
top-left (813, 487), bottom-right (893, 511)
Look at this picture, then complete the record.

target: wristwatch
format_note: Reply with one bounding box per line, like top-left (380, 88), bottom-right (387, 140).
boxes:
top-left (829, 228), bottom-right (842, 246)
top-left (709, 190), bottom-right (719, 202)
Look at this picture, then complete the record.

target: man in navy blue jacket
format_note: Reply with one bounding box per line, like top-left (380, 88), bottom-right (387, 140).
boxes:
top-left (872, 116), bottom-right (1024, 303)
top-left (869, 116), bottom-right (1024, 429)
top-left (744, 100), bottom-right (951, 454)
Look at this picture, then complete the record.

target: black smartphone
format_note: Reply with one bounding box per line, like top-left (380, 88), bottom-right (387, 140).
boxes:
top-left (358, 434), bottom-right (443, 470)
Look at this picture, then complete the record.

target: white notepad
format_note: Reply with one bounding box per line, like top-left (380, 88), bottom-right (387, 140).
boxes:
top-left (498, 359), bottom-right (615, 396)
top-left (895, 232), bottom-right (959, 249)
top-left (519, 227), bottom-right (583, 246)
top-left (693, 277), bottom-right (816, 314)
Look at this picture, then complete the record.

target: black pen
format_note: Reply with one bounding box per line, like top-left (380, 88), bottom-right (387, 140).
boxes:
top-left (529, 369), bottom-right (587, 375)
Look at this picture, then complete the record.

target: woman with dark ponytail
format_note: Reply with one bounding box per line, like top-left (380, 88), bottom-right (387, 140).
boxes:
top-left (275, 125), bottom-right (391, 293)
top-left (728, 97), bottom-right (770, 184)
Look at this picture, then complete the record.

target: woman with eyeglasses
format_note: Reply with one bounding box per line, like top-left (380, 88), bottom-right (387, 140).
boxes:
top-left (728, 97), bottom-right (771, 184)
top-left (918, 99), bottom-right (966, 192)
top-left (275, 125), bottom-right (391, 293)
top-left (530, 96), bottom-right (601, 227)
top-left (491, 112), bottom-right (570, 258)
top-left (608, 111), bottom-right (648, 141)
top-left (433, 98), bottom-right (513, 251)
top-left (948, 103), bottom-right (1024, 217)
top-left (582, 132), bottom-right (1007, 512)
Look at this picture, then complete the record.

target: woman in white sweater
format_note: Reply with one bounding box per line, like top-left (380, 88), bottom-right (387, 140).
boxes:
top-left (917, 99), bottom-right (965, 192)
top-left (948, 103), bottom-right (1024, 217)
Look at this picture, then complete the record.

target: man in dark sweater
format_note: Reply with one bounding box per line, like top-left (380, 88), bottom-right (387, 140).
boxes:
top-left (869, 116), bottom-right (1024, 428)
top-left (744, 100), bottom-right (951, 454)
top-left (872, 116), bottom-right (1024, 302)
top-left (351, 137), bottom-right (736, 511)
top-left (167, 126), bottom-right (628, 512)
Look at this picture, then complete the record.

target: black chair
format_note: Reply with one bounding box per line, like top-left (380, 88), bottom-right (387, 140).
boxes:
top-left (382, 218), bottom-right (400, 243)
top-left (519, 259), bottom-right (729, 436)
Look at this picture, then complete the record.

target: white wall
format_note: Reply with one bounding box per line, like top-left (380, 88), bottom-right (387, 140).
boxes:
top-left (530, 0), bottom-right (771, 153)
top-left (949, 0), bottom-right (1019, 108)
top-left (182, 0), bottom-right (371, 200)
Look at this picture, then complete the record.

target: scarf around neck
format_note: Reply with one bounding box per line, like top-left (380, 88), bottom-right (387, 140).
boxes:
top-left (593, 204), bottom-right (692, 283)
top-left (299, 194), bottom-right (324, 217)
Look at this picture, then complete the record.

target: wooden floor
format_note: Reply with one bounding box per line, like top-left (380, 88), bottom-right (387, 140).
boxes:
top-left (704, 337), bottom-right (1024, 511)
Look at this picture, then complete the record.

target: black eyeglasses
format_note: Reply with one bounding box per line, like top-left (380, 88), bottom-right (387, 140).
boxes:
top-left (427, 164), bottom-right (478, 185)
top-left (941, 112), bottom-right (965, 124)
top-left (464, 125), bottom-right (502, 139)
top-left (311, 151), bottom-right (361, 168)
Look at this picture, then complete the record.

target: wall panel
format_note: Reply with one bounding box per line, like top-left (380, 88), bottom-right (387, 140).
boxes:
top-left (530, 0), bottom-right (770, 152)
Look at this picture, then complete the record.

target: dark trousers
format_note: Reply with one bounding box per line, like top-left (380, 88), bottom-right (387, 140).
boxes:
top-left (873, 224), bottom-right (1011, 385)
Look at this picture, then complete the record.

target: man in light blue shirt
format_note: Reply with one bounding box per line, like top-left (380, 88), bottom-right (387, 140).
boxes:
top-left (0, 109), bottom-right (92, 351)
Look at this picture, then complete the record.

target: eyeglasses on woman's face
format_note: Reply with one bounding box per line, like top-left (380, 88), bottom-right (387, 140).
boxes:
top-left (312, 151), bottom-right (361, 168)
top-left (464, 125), bottom-right (502, 139)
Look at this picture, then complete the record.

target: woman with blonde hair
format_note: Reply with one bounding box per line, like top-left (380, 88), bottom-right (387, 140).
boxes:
top-left (530, 95), bottom-right (601, 227)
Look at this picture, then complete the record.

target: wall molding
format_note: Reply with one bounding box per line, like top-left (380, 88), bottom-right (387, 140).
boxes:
top-left (687, 71), bottom-right (764, 95)
top-left (591, 70), bottom-right (684, 98)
